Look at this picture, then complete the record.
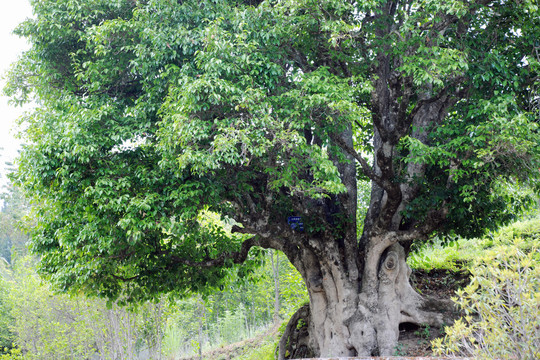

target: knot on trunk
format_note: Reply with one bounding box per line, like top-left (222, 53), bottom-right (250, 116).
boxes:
top-left (384, 251), bottom-right (398, 271)
top-left (379, 248), bottom-right (401, 285)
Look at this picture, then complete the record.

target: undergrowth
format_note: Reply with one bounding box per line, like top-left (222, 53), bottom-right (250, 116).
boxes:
top-left (235, 340), bottom-right (277, 360)
top-left (408, 215), bottom-right (540, 271)
top-left (428, 215), bottom-right (540, 359)
top-left (432, 240), bottom-right (539, 359)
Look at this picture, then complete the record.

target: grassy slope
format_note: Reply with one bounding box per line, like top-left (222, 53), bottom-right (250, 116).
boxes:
top-left (408, 215), bottom-right (540, 271)
top-left (178, 323), bottom-right (281, 360)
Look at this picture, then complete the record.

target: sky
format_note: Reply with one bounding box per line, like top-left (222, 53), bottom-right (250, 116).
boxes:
top-left (0, 0), bottom-right (32, 190)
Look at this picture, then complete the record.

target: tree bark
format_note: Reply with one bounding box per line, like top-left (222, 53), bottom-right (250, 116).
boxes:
top-left (278, 305), bottom-right (313, 360)
top-left (279, 240), bottom-right (456, 357)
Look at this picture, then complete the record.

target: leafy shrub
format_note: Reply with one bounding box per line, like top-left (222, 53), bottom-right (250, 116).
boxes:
top-left (1, 256), bottom-right (168, 360)
top-left (494, 217), bottom-right (540, 251)
top-left (0, 347), bottom-right (23, 360)
top-left (432, 240), bottom-right (540, 359)
top-left (0, 273), bottom-right (14, 352)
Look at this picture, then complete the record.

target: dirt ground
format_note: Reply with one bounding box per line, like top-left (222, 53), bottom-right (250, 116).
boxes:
top-left (397, 268), bottom-right (470, 356)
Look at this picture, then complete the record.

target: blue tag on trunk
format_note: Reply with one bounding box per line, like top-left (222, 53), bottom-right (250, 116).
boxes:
top-left (287, 216), bottom-right (304, 231)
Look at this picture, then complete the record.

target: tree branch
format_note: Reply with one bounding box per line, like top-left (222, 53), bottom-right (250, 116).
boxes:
top-left (110, 274), bottom-right (140, 282)
top-left (406, 77), bottom-right (466, 126)
top-left (328, 132), bottom-right (388, 189)
top-left (169, 235), bottom-right (272, 268)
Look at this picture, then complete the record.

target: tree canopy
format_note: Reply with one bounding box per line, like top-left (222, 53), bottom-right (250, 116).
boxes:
top-left (5, 0), bottom-right (539, 356)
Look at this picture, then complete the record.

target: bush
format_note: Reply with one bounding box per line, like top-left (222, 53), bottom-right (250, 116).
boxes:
top-left (0, 347), bottom-right (24, 360)
top-left (432, 240), bottom-right (540, 359)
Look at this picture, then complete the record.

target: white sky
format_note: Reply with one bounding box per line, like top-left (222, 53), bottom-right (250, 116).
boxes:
top-left (0, 0), bottom-right (32, 190)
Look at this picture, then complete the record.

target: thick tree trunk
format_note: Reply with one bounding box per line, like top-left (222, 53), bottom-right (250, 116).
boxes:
top-left (280, 240), bottom-right (455, 358)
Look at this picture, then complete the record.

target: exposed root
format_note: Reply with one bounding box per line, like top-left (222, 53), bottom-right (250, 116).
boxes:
top-left (278, 304), bottom-right (314, 360)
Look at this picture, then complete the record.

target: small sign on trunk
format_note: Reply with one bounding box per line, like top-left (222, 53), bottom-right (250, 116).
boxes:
top-left (287, 216), bottom-right (304, 231)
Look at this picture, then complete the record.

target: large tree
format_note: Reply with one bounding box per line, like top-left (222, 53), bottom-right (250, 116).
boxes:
top-left (5, 0), bottom-right (539, 356)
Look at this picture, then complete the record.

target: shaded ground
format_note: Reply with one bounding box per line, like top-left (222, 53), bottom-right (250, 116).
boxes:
top-left (411, 267), bottom-right (470, 299)
top-left (180, 268), bottom-right (470, 359)
top-left (397, 268), bottom-right (470, 357)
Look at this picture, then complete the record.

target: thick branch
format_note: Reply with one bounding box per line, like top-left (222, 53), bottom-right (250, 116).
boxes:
top-left (169, 235), bottom-right (277, 268)
top-left (407, 78), bottom-right (466, 125)
top-left (328, 132), bottom-right (391, 190)
top-left (110, 274), bottom-right (140, 282)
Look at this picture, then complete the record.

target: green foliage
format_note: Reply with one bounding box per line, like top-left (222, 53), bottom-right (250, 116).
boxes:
top-left (414, 324), bottom-right (431, 346)
top-left (402, 110), bottom-right (539, 238)
top-left (222, 307), bottom-right (249, 344)
top-left (356, 179), bottom-right (371, 237)
top-left (432, 241), bottom-right (540, 359)
top-left (393, 342), bottom-right (406, 357)
top-left (493, 214), bottom-right (540, 249)
top-left (5, 257), bottom-right (97, 359)
top-left (396, 0), bottom-right (540, 237)
top-left (0, 256), bottom-right (169, 359)
top-left (162, 249), bottom-right (306, 358)
top-left (3, 0), bottom-right (539, 310)
top-left (0, 269), bottom-right (14, 352)
top-left (278, 254), bottom-right (308, 318)
top-left (409, 214), bottom-right (540, 271)
top-left (0, 247), bottom-right (300, 359)
top-left (408, 236), bottom-right (477, 272)
top-left (0, 347), bottom-right (23, 360)
top-left (235, 339), bottom-right (277, 360)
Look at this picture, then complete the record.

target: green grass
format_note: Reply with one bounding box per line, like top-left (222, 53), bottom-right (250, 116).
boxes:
top-left (234, 340), bottom-right (277, 360)
top-left (408, 215), bottom-right (540, 271)
top-left (193, 323), bottom-right (283, 360)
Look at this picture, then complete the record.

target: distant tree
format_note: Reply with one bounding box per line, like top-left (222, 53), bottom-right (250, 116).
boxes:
top-left (0, 262), bottom-right (15, 352)
top-left (5, 0), bottom-right (539, 356)
top-left (2, 256), bottom-right (168, 360)
top-left (0, 185), bottom-right (29, 264)
top-left (270, 250), bottom-right (280, 325)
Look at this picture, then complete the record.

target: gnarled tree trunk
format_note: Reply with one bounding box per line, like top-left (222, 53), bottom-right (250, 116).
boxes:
top-left (279, 238), bottom-right (454, 358)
